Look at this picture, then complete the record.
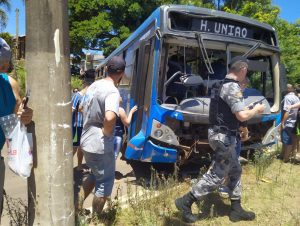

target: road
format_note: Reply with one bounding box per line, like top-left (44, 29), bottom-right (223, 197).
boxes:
top-left (0, 146), bottom-right (135, 225)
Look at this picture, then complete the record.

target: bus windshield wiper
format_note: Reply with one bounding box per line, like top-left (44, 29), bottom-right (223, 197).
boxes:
top-left (195, 33), bottom-right (214, 75)
top-left (243, 42), bottom-right (261, 58)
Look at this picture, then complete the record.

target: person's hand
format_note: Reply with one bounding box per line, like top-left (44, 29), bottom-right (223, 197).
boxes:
top-left (279, 123), bottom-right (284, 132)
top-left (254, 103), bottom-right (265, 114)
top-left (239, 127), bottom-right (250, 142)
top-left (130, 105), bottom-right (138, 114)
top-left (286, 105), bottom-right (293, 111)
top-left (17, 99), bottom-right (33, 125)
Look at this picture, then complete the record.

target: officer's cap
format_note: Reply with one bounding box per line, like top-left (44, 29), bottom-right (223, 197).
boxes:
top-left (228, 56), bottom-right (249, 69)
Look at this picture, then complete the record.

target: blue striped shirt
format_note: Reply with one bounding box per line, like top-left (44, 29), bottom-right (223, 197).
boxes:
top-left (72, 92), bottom-right (84, 128)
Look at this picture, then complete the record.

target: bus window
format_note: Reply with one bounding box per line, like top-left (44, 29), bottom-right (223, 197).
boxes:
top-left (160, 44), bottom-right (227, 104)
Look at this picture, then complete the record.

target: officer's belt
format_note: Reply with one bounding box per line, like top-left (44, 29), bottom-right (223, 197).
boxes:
top-left (213, 126), bottom-right (238, 136)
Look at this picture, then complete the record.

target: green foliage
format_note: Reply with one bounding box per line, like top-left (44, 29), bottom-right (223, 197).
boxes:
top-left (275, 19), bottom-right (300, 84)
top-left (0, 0), bottom-right (10, 29)
top-left (68, 0), bottom-right (215, 56)
top-left (14, 60), bottom-right (26, 97)
top-left (0, 32), bottom-right (13, 47)
top-left (71, 76), bottom-right (84, 90)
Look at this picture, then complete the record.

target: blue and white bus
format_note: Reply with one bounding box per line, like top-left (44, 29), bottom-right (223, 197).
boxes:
top-left (98, 5), bottom-right (284, 175)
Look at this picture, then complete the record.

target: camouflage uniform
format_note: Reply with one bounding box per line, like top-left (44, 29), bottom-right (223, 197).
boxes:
top-left (191, 78), bottom-right (245, 200)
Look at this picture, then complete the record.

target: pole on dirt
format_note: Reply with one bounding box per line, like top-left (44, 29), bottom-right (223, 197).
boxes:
top-left (25, 1), bottom-right (74, 225)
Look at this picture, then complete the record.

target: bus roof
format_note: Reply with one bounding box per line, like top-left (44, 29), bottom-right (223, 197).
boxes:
top-left (98, 5), bottom-right (276, 68)
top-left (160, 5), bottom-right (275, 32)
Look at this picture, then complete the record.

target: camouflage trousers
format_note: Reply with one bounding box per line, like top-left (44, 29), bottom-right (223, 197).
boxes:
top-left (191, 129), bottom-right (242, 200)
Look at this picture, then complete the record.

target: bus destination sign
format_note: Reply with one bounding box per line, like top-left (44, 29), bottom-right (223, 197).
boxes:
top-left (191, 19), bottom-right (253, 39)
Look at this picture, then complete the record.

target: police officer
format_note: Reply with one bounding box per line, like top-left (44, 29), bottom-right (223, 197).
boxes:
top-left (175, 56), bottom-right (265, 223)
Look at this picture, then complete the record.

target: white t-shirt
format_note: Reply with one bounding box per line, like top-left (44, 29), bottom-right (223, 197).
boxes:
top-left (283, 92), bottom-right (300, 128)
top-left (80, 79), bottom-right (120, 154)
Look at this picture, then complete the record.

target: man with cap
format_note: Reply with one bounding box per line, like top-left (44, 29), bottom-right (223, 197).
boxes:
top-left (175, 56), bottom-right (265, 223)
top-left (78, 56), bottom-right (125, 217)
top-left (0, 38), bottom-right (33, 218)
top-left (71, 69), bottom-right (95, 171)
top-left (280, 84), bottom-right (300, 162)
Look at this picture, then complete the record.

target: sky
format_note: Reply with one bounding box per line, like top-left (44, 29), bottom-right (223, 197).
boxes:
top-left (1, 0), bottom-right (299, 36)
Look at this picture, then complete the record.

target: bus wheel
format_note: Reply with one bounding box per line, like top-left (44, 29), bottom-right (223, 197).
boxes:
top-left (127, 160), bottom-right (152, 181)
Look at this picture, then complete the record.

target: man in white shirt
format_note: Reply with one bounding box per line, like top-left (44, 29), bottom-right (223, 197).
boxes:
top-left (78, 56), bottom-right (125, 217)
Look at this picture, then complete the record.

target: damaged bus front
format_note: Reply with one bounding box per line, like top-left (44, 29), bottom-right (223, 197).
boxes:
top-left (99, 5), bottom-right (284, 169)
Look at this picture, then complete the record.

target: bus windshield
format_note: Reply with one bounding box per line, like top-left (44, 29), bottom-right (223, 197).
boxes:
top-left (158, 38), bottom-right (275, 109)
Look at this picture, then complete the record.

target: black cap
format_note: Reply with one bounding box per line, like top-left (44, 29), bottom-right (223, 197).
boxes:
top-left (83, 69), bottom-right (96, 84)
top-left (228, 56), bottom-right (248, 68)
top-left (106, 56), bottom-right (126, 74)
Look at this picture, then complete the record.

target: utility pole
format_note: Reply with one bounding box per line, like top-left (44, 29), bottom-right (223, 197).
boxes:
top-left (25, 1), bottom-right (74, 225)
top-left (15, 8), bottom-right (19, 60)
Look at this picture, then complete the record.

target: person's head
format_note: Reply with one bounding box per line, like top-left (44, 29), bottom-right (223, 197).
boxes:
top-left (0, 38), bottom-right (12, 73)
top-left (73, 88), bottom-right (78, 93)
top-left (106, 56), bottom-right (126, 84)
top-left (228, 56), bottom-right (249, 81)
top-left (83, 69), bottom-right (96, 86)
top-left (294, 84), bottom-right (300, 95)
top-left (286, 84), bottom-right (295, 93)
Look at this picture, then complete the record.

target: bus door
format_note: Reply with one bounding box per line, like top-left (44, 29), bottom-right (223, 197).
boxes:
top-left (126, 38), bottom-right (155, 160)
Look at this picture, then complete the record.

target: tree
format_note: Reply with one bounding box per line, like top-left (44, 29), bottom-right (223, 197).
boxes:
top-left (0, 0), bottom-right (10, 30)
top-left (68, 0), bottom-right (214, 57)
top-left (275, 19), bottom-right (300, 84)
top-left (0, 31), bottom-right (13, 47)
top-left (222, 0), bottom-right (300, 84)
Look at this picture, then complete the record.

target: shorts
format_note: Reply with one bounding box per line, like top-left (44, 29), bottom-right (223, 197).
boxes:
top-left (281, 127), bottom-right (294, 145)
top-left (83, 150), bottom-right (115, 197)
top-left (72, 126), bottom-right (83, 147)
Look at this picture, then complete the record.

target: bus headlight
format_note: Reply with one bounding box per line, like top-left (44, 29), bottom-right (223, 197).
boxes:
top-left (154, 129), bottom-right (163, 138)
top-left (151, 119), bottom-right (179, 145)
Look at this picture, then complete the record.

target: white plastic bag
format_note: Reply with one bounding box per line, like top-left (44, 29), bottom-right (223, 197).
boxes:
top-left (0, 114), bottom-right (33, 178)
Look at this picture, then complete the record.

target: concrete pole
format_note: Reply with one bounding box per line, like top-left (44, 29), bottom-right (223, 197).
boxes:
top-left (25, 1), bottom-right (74, 225)
top-left (15, 8), bottom-right (19, 60)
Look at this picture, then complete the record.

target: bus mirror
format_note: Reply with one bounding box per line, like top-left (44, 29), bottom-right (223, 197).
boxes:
top-left (180, 74), bottom-right (203, 86)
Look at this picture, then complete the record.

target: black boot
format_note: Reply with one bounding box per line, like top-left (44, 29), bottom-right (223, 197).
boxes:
top-left (175, 192), bottom-right (198, 223)
top-left (229, 199), bottom-right (255, 222)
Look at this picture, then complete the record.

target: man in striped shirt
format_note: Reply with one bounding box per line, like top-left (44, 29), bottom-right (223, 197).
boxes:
top-left (72, 69), bottom-right (95, 170)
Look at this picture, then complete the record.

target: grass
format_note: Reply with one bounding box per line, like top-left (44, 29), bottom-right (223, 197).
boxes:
top-left (78, 156), bottom-right (300, 226)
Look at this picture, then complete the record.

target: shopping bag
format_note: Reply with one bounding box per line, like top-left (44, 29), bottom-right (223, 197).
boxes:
top-left (0, 114), bottom-right (33, 178)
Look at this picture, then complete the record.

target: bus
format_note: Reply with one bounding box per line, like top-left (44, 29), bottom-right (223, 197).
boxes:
top-left (98, 5), bottom-right (285, 176)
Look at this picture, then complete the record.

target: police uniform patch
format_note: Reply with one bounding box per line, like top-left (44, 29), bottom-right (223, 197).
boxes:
top-left (234, 91), bottom-right (243, 99)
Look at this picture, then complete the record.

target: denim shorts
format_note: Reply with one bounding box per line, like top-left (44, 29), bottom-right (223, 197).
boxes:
top-left (83, 150), bottom-right (115, 197)
top-left (281, 127), bottom-right (294, 145)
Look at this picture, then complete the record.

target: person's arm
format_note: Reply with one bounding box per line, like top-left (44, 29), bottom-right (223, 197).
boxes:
top-left (287, 102), bottom-right (300, 110)
top-left (235, 103), bottom-right (265, 122)
top-left (222, 83), bottom-right (265, 123)
top-left (9, 76), bottom-right (33, 125)
top-left (102, 92), bottom-right (119, 137)
top-left (280, 111), bottom-right (289, 130)
top-left (103, 111), bottom-right (117, 136)
top-left (119, 106), bottom-right (138, 127)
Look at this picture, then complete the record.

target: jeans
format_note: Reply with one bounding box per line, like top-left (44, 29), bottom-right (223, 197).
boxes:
top-left (114, 136), bottom-right (123, 159)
